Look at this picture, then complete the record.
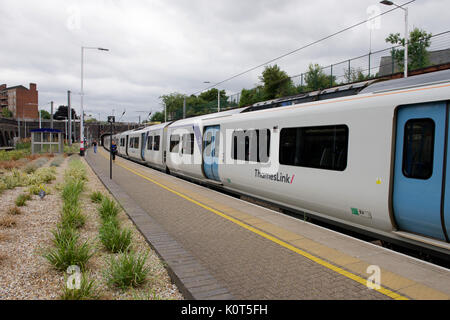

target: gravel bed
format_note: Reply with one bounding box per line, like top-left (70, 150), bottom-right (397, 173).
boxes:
top-left (0, 154), bottom-right (183, 300)
top-left (0, 157), bottom-right (66, 299)
top-left (79, 156), bottom-right (183, 300)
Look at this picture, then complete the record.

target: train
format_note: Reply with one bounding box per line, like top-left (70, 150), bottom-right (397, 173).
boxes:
top-left (104, 69), bottom-right (450, 259)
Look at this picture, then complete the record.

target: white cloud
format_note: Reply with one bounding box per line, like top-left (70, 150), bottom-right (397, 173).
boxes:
top-left (0, 0), bottom-right (449, 122)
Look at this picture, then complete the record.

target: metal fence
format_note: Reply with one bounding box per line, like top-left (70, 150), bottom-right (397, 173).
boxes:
top-left (178, 30), bottom-right (450, 121)
top-left (293, 30), bottom-right (450, 88)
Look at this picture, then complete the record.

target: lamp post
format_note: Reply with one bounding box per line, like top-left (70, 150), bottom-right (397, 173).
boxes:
top-left (80, 46), bottom-right (109, 156)
top-left (380, 0), bottom-right (409, 78)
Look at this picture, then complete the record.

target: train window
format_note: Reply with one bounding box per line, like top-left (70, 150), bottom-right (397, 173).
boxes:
top-left (147, 136), bottom-right (153, 150)
top-left (154, 136), bottom-right (160, 151)
top-left (182, 133), bottom-right (194, 155)
top-left (134, 137), bottom-right (139, 149)
top-left (129, 138), bottom-right (133, 148)
top-left (170, 134), bottom-right (180, 153)
top-left (402, 118), bottom-right (435, 179)
top-left (232, 129), bottom-right (270, 162)
top-left (279, 125), bottom-right (348, 171)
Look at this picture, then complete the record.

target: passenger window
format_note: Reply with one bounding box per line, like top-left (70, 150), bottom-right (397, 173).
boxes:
top-left (279, 125), bottom-right (348, 171)
top-left (232, 129), bottom-right (270, 163)
top-left (147, 136), bottom-right (153, 150)
top-left (170, 134), bottom-right (180, 153)
top-left (154, 136), bottom-right (160, 151)
top-left (402, 118), bottom-right (435, 179)
top-left (182, 133), bottom-right (194, 155)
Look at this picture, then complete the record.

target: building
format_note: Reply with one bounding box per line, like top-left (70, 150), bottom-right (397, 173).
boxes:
top-left (0, 82), bottom-right (38, 119)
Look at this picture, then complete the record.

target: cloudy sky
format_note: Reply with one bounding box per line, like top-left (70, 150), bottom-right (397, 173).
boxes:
top-left (1, 0), bottom-right (449, 122)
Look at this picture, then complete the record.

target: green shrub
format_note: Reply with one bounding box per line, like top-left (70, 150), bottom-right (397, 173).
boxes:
top-left (64, 144), bottom-right (80, 155)
top-left (28, 184), bottom-right (48, 195)
top-left (43, 236), bottom-right (93, 271)
top-left (99, 220), bottom-right (132, 253)
top-left (90, 191), bottom-right (104, 204)
top-left (62, 179), bottom-right (85, 203)
top-left (24, 163), bottom-right (37, 174)
top-left (104, 251), bottom-right (149, 289)
top-left (60, 272), bottom-right (99, 300)
top-left (65, 159), bottom-right (87, 181)
top-left (98, 197), bottom-right (120, 221)
top-left (33, 167), bottom-right (56, 184)
top-left (15, 193), bottom-right (32, 207)
top-left (15, 141), bottom-right (31, 151)
top-left (2, 169), bottom-right (30, 189)
top-left (60, 202), bottom-right (86, 229)
top-left (50, 156), bottom-right (64, 167)
top-left (51, 226), bottom-right (79, 248)
top-left (0, 180), bottom-right (6, 194)
top-left (0, 149), bottom-right (29, 161)
top-left (102, 215), bottom-right (120, 228)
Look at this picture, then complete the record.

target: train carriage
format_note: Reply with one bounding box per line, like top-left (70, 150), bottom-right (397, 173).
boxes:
top-left (104, 69), bottom-right (450, 258)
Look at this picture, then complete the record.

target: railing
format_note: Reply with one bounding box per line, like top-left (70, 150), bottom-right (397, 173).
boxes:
top-left (173, 30), bottom-right (450, 121)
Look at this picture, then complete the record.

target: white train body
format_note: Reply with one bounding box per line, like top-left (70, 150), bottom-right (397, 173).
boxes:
top-left (104, 71), bottom-right (450, 257)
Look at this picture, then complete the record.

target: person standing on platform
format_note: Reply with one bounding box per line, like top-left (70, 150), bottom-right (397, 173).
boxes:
top-left (92, 140), bottom-right (98, 153)
top-left (111, 140), bottom-right (117, 161)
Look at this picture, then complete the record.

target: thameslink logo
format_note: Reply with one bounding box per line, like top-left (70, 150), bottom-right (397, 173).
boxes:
top-left (254, 169), bottom-right (295, 184)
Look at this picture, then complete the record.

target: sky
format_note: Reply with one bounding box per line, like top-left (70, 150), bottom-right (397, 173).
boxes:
top-left (0, 0), bottom-right (449, 123)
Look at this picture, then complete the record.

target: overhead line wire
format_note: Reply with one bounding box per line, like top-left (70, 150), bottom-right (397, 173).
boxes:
top-left (191, 0), bottom-right (415, 96)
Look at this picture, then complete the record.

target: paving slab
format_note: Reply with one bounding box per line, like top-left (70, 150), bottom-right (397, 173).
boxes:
top-left (85, 149), bottom-right (450, 300)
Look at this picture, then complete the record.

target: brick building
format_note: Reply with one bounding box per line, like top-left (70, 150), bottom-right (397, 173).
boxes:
top-left (0, 83), bottom-right (38, 119)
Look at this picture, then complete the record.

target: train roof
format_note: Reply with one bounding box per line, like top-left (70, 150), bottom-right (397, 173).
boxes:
top-left (358, 69), bottom-right (450, 94)
top-left (169, 107), bottom-right (247, 127)
top-left (241, 69), bottom-right (450, 113)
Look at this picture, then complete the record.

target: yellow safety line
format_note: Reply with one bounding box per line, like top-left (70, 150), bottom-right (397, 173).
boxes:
top-left (98, 150), bottom-right (409, 300)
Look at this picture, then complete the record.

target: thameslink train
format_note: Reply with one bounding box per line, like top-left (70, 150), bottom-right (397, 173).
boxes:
top-left (104, 70), bottom-right (450, 258)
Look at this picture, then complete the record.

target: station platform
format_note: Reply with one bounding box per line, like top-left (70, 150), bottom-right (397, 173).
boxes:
top-left (85, 148), bottom-right (450, 300)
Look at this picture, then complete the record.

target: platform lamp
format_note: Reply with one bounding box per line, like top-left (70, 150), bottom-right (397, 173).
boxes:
top-left (108, 115), bottom-right (115, 179)
top-left (380, 0), bottom-right (409, 78)
top-left (80, 46), bottom-right (109, 156)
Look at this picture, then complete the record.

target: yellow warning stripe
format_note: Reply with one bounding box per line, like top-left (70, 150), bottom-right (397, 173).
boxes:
top-left (98, 150), bottom-right (409, 300)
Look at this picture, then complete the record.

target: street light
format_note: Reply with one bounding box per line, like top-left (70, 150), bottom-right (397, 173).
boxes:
top-left (80, 46), bottom-right (109, 156)
top-left (380, 0), bottom-right (409, 78)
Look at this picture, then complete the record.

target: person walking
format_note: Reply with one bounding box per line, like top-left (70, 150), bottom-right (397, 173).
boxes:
top-left (111, 140), bottom-right (117, 161)
top-left (92, 140), bottom-right (98, 153)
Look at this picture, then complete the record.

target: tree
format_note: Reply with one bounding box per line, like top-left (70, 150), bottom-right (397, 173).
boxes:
top-left (199, 88), bottom-right (226, 102)
top-left (1, 108), bottom-right (13, 118)
top-left (343, 67), bottom-right (370, 83)
top-left (239, 87), bottom-right (264, 107)
top-left (304, 63), bottom-right (334, 91)
top-left (53, 105), bottom-right (77, 120)
top-left (385, 28), bottom-right (432, 72)
top-left (150, 111), bottom-right (164, 122)
top-left (259, 64), bottom-right (295, 100)
top-left (160, 93), bottom-right (185, 120)
top-left (39, 109), bottom-right (51, 119)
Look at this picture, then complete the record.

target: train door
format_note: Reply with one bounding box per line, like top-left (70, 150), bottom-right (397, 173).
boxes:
top-left (141, 132), bottom-right (147, 161)
top-left (125, 135), bottom-right (129, 156)
top-left (393, 101), bottom-right (449, 241)
top-left (203, 125), bottom-right (220, 181)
